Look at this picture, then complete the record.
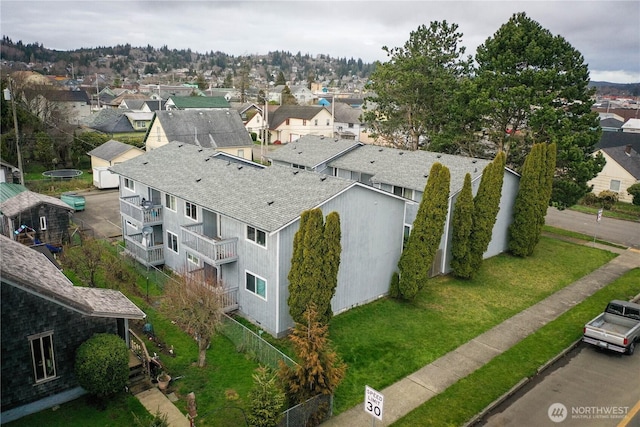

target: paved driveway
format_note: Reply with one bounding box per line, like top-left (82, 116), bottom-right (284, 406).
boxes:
top-left (71, 189), bottom-right (122, 239)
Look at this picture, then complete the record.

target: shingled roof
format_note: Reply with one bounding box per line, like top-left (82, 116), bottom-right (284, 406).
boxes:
top-left (602, 145), bottom-right (640, 179)
top-left (87, 139), bottom-right (141, 161)
top-left (268, 105), bottom-right (329, 129)
top-left (151, 110), bottom-right (253, 149)
top-left (1, 235), bottom-right (145, 319)
top-left (266, 135), bottom-right (362, 169)
top-left (329, 145), bottom-right (492, 193)
top-left (0, 190), bottom-right (73, 217)
top-left (110, 142), bottom-right (357, 232)
top-left (168, 96), bottom-right (231, 109)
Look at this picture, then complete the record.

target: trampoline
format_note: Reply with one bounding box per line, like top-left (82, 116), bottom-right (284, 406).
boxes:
top-left (42, 169), bottom-right (83, 180)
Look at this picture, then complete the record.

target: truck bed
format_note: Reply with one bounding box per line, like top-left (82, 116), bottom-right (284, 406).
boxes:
top-left (589, 318), bottom-right (633, 336)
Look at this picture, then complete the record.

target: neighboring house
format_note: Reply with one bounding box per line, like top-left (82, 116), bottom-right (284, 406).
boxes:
top-left (595, 131), bottom-right (640, 154)
top-left (141, 99), bottom-right (167, 112)
top-left (109, 142), bottom-right (407, 338)
top-left (124, 111), bottom-right (155, 131)
top-left (144, 110), bottom-right (253, 160)
top-left (0, 235), bottom-right (146, 423)
top-left (107, 93), bottom-right (151, 109)
top-left (332, 102), bottom-right (365, 140)
top-left (23, 89), bottom-right (91, 125)
top-left (80, 109), bottom-right (136, 134)
top-left (165, 96), bottom-right (231, 110)
top-left (269, 136), bottom-right (520, 275)
top-left (269, 85), bottom-right (315, 105)
top-left (0, 189), bottom-right (73, 246)
top-left (118, 99), bottom-right (148, 111)
top-left (0, 182), bottom-right (28, 203)
top-left (268, 105), bottom-right (333, 143)
top-left (588, 144), bottom-right (640, 203)
top-left (622, 118), bottom-right (640, 133)
top-left (87, 139), bottom-right (145, 189)
top-left (0, 159), bottom-right (20, 183)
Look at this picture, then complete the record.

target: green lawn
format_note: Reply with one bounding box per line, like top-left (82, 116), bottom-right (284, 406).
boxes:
top-left (571, 201), bottom-right (640, 222)
top-left (394, 267), bottom-right (640, 426)
top-left (6, 392), bottom-right (152, 427)
top-left (327, 236), bottom-right (617, 414)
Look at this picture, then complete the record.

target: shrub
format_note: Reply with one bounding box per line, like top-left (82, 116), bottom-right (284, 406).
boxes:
top-left (389, 271), bottom-right (400, 299)
top-left (582, 192), bottom-right (600, 207)
top-left (598, 190), bottom-right (618, 210)
top-left (250, 132), bottom-right (258, 141)
top-left (75, 333), bottom-right (129, 398)
top-left (627, 183), bottom-right (640, 206)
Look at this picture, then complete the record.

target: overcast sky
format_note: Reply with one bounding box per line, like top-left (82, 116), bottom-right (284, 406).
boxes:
top-left (1, 1), bottom-right (639, 83)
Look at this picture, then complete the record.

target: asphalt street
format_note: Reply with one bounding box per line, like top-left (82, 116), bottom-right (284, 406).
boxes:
top-left (481, 343), bottom-right (640, 427)
top-left (545, 207), bottom-right (640, 249)
top-left (71, 188), bottom-right (122, 239)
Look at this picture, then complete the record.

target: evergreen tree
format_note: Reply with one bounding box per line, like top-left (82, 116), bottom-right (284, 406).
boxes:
top-left (450, 173), bottom-right (475, 278)
top-left (278, 304), bottom-right (346, 405)
top-left (468, 152), bottom-right (506, 273)
top-left (288, 210), bottom-right (312, 323)
top-left (509, 143), bottom-right (556, 256)
top-left (397, 163), bottom-right (450, 299)
top-left (247, 367), bottom-right (286, 427)
top-left (275, 70), bottom-right (286, 86)
top-left (321, 212), bottom-right (341, 324)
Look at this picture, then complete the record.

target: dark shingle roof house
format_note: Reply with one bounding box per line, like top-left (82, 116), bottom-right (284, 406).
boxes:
top-left (81, 109), bottom-right (135, 133)
top-left (0, 190), bottom-right (72, 217)
top-left (268, 105), bottom-right (329, 128)
top-left (148, 110), bottom-right (252, 149)
top-left (602, 145), bottom-right (640, 180)
top-left (87, 139), bottom-right (141, 162)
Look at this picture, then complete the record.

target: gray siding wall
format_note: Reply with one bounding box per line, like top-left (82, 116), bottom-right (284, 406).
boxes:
top-left (275, 185), bottom-right (406, 336)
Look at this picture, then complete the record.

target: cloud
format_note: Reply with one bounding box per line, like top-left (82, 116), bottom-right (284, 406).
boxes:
top-left (1, 1), bottom-right (638, 83)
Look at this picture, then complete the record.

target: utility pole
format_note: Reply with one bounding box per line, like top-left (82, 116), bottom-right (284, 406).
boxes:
top-left (6, 78), bottom-right (25, 185)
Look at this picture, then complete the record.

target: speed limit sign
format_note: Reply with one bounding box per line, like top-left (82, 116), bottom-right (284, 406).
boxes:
top-left (364, 385), bottom-right (384, 421)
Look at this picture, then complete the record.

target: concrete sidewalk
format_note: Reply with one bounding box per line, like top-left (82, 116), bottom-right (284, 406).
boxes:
top-left (135, 388), bottom-right (190, 427)
top-left (323, 247), bottom-right (640, 426)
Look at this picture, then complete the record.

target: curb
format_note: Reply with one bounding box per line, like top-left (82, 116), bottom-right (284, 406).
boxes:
top-left (463, 338), bottom-right (582, 427)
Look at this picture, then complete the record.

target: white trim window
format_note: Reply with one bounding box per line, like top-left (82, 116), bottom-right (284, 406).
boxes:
top-left (185, 202), bottom-right (198, 221)
top-left (610, 179), bottom-right (621, 192)
top-left (39, 216), bottom-right (47, 231)
top-left (246, 271), bottom-right (267, 299)
top-left (165, 194), bottom-right (176, 211)
top-left (187, 252), bottom-right (199, 265)
top-left (29, 331), bottom-right (56, 383)
top-left (167, 231), bottom-right (178, 253)
top-left (247, 225), bottom-right (266, 247)
top-left (123, 177), bottom-right (135, 191)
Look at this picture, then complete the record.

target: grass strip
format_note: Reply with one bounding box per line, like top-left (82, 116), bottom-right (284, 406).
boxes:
top-left (393, 268), bottom-right (640, 426)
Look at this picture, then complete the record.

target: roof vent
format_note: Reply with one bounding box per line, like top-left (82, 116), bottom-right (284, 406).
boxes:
top-left (293, 170), bottom-right (299, 175)
top-left (399, 152), bottom-right (404, 155)
top-left (178, 144), bottom-right (183, 147)
top-left (320, 176), bottom-right (327, 181)
top-left (267, 201), bottom-right (274, 206)
top-left (196, 178), bottom-right (202, 182)
top-left (320, 136), bottom-right (325, 140)
top-left (198, 148), bottom-right (203, 152)
top-left (370, 160), bottom-right (375, 163)
top-left (237, 165), bottom-right (243, 170)
top-left (423, 174), bottom-right (429, 178)
top-left (143, 161), bottom-right (148, 165)
top-left (472, 159), bottom-right (477, 163)
top-left (437, 154), bottom-right (441, 158)
top-left (205, 157), bottom-right (210, 162)
top-left (298, 151), bottom-right (303, 154)
top-left (474, 168), bottom-right (478, 173)
top-left (378, 148), bottom-right (383, 152)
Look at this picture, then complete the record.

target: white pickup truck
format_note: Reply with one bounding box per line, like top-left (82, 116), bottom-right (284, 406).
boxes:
top-left (583, 300), bottom-right (640, 355)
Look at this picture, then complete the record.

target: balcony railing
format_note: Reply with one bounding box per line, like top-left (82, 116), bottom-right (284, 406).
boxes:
top-left (181, 223), bottom-right (238, 266)
top-left (123, 233), bottom-right (164, 266)
top-left (120, 195), bottom-right (163, 226)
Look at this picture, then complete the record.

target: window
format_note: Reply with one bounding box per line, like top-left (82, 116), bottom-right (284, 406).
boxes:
top-left (246, 272), bottom-right (266, 299)
top-left (314, 119), bottom-right (318, 126)
top-left (403, 225), bottom-right (411, 250)
top-left (348, 123), bottom-right (354, 128)
top-left (302, 120), bottom-right (307, 126)
top-left (123, 178), bottom-right (134, 191)
top-left (292, 163), bottom-right (305, 170)
top-left (285, 119), bottom-right (290, 125)
top-left (187, 252), bottom-right (199, 265)
top-left (39, 216), bottom-right (47, 231)
top-left (29, 332), bottom-right (56, 382)
top-left (237, 149), bottom-right (244, 158)
top-left (247, 226), bottom-right (266, 247)
top-left (167, 231), bottom-right (178, 253)
top-left (165, 194), bottom-right (176, 211)
top-left (610, 179), bottom-right (621, 192)
top-left (393, 186), bottom-right (413, 200)
top-left (185, 202), bottom-right (197, 221)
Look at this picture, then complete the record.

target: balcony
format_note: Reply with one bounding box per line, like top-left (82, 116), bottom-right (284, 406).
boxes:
top-left (123, 233), bottom-right (164, 266)
top-left (181, 223), bottom-right (238, 266)
top-left (120, 195), bottom-right (163, 227)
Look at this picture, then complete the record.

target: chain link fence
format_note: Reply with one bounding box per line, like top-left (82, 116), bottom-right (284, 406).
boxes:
top-left (279, 394), bottom-right (333, 427)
